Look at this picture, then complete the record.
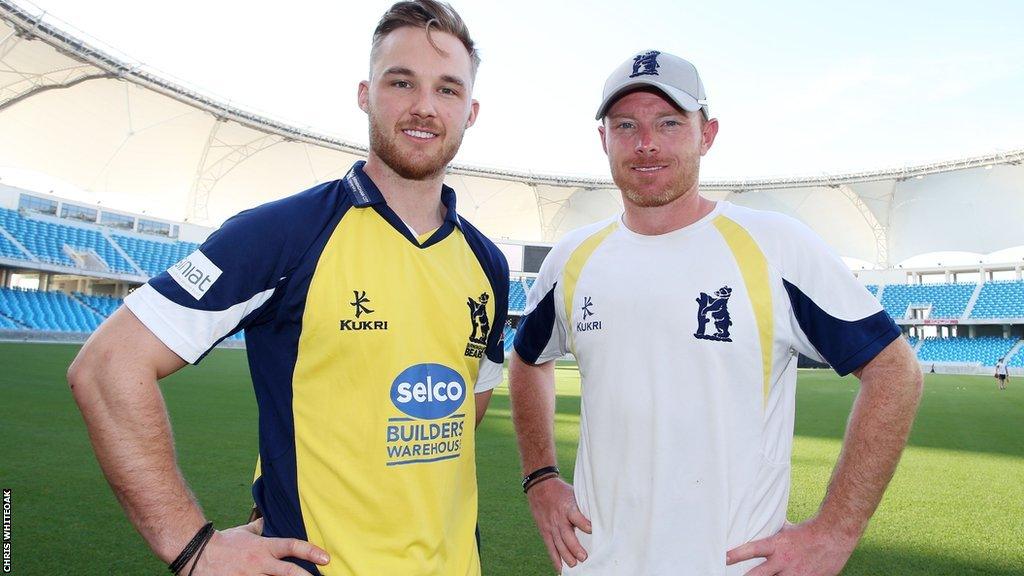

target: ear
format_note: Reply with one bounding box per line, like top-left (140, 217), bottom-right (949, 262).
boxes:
top-left (700, 118), bottom-right (719, 155)
top-left (598, 123), bottom-right (608, 155)
top-left (465, 99), bottom-right (480, 128)
top-left (358, 80), bottom-right (370, 114)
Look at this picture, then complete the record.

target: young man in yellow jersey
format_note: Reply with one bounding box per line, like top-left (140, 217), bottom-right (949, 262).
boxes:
top-left (69, 2), bottom-right (508, 574)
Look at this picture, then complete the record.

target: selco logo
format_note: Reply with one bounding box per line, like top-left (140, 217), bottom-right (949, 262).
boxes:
top-left (390, 364), bottom-right (466, 420)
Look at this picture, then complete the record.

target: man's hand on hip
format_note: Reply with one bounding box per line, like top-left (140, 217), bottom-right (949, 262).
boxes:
top-left (725, 519), bottom-right (857, 576)
top-left (188, 518), bottom-right (330, 576)
top-left (526, 478), bottom-right (592, 574)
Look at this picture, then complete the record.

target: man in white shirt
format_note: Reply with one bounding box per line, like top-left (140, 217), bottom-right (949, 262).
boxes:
top-left (509, 50), bottom-right (923, 575)
top-left (995, 358), bottom-right (1010, 390)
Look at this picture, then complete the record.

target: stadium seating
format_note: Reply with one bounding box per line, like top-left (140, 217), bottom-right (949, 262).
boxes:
top-left (1009, 346), bottom-right (1024, 368)
top-left (74, 292), bottom-right (122, 318)
top-left (0, 232), bottom-right (29, 261)
top-left (0, 313), bottom-right (21, 329)
top-left (970, 281), bottom-right (1024, 319)
top-left (865, 285), bottom-right (878, 296)
top-left (503, 325), bottom-right (516, 353)
top-left (917, 337), bottom-right (1018, 366)
top-left (880, 283), bottom-right (976, 319)
top-left (0, 287), bottom-right (102, 332)
top-left (112, 234), bottom-right (198, 277)
top-left (0, 208), bottom-right (136, 273)
top-left (509, 279), bottom-right (528, 312)
top-left (0, 208), bottom-right (213, 277)
top-left (0, 288), bottom-right (248, 342)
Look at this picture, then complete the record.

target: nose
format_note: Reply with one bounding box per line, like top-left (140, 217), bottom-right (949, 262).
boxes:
top-left (634, 126), bottom-right (658, 154)
top-left (411, 87), bottom-right (437, 119)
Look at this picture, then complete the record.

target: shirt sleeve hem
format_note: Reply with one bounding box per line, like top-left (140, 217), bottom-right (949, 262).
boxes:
top-left (474, 358), bottom-right (503, 393)
top-left (124, 288), bottom-right (206, 364)
top-left (833, 323), bottom-right (902, 376)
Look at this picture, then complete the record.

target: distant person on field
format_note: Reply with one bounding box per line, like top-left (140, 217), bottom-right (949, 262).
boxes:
top-left (68, 2), bottom-right (508, 575)
top-left (995, 358), bottom-right (1009, 390)
top-left (508, 49), bottom-right (923, 575)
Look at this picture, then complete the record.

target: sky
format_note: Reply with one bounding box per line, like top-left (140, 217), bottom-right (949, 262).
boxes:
top-left (8, 0), bottom-right (1024, 181)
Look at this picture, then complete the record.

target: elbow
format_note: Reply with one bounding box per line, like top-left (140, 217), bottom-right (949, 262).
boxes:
top-left (903, 360), bottom-right (924, 409)
top-left (910, 363), bottom-right (924, 398)
top-left (67, 350), bottom-right (101, 408)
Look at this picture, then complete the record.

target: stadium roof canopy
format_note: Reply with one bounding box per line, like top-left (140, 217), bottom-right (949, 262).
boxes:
top-left (1, 0), bottom-right (1022, 267)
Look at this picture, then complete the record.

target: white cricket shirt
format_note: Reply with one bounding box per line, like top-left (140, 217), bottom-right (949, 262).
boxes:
top-left (514, 201), bottom-right (899, 575)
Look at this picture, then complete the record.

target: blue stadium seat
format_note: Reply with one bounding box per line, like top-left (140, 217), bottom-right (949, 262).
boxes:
top-left (112, 234), bottom-right (199, 277)
top-left (0, 230), bottom-right (29, 261)
top-left (0, 314), bottom-right (21, 329)
top-left (1010, 346), bottom-right (1024, 368)
top-left (0, 208), bottom-right (135, 273)
top-left (509, 280), bottom-right (528, 312)
top-left (917, 336), bottom-right (1018, 366)
top-left (880, 283), bottom-right (976, 319)
top-left (0, 287), bottom-right (104, 332)
top-left (970, 281), bottom-right (1024, 319)
top-left (73, 292), bottom-right (123, 319)
top-left (503, 325), bottom-right (516, 353)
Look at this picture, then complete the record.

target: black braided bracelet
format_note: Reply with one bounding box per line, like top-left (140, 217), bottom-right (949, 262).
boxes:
top-left (186, 524), bottom-right (216, 576)
top-left (168, 522), bottom-right (214, 575)
top-left (524, 472), bottom-right (560, 494)
top-left (522, 465), bottom-right (560, 493)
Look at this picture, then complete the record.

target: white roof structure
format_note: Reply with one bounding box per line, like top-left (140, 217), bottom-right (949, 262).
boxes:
top-left (1, 0), bottom-right (1022, 267)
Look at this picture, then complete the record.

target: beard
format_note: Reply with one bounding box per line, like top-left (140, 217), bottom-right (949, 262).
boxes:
top-left (367, 110), bottom-right (465, 181)
top-left (612, 154), bottom-right (701, 208)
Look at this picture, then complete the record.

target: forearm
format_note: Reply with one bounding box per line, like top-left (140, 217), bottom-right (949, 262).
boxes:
top-left (817, 339), bottom-right (923, 539)
top-left (76, 372), bottom-right (204, 560)
top-left (508, 354), bottom-right (558, 474)
top-left (69, 313), bottom-right (202, 563)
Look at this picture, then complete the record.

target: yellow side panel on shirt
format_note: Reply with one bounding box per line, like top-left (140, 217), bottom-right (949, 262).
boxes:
top-left (563, 221), bottom-right (618, 355)
top-left (713, 215), bottom-right (774, 406)
top-left (292, 206), bottom-right (494, 575)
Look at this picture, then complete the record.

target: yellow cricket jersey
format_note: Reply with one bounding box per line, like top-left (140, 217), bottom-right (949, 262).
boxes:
top-left (125, 161), bottom-right (509, 575)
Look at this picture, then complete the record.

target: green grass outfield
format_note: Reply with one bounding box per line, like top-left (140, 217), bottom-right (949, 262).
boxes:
top-left (1, 342), bottom-right (1022, 575)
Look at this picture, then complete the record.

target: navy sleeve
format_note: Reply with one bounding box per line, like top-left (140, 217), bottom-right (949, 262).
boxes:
top-left (124, 181), bottom-right (348, 363)
top-left (514, 284), bottom-right (558, 365)
top-left (784, 279), bottom-right (901, 376)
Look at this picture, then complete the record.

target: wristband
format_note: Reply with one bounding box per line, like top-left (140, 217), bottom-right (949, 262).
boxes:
top-left (524, 472), bottom-right (559, 494)
top-left (168, 522), bottom-right (214, 575)
top-left (522, 465), bottom-right (560, 493)
top-left (186, 525), bottom-right (215, 576)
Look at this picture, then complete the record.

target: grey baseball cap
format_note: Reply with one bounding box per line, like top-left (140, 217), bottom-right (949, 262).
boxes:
top-left (595, 50), bottom-right (709, 120)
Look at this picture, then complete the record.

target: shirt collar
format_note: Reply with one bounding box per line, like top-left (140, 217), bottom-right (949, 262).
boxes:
top-left (343, 160), bottom-right (462, 230)
top-left (342, 161), bottom-right (384, 207)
